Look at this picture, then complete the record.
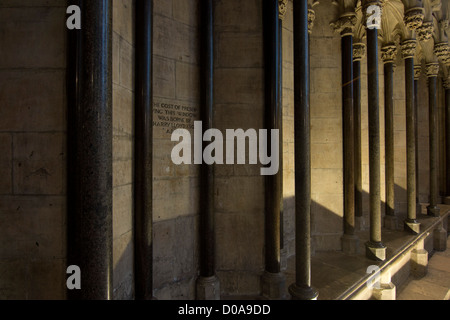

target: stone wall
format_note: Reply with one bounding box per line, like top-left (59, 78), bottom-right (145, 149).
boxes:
top-left (214, 0), bottom-right (265, 297)
top-left (152, 0), bottom-right (201, 300)
top-left (0, 0), bottom-right (67, 299)
top-left (0, 0), bottom-right (447, 300)
top-left (112, 0), bottom-right (135, 300)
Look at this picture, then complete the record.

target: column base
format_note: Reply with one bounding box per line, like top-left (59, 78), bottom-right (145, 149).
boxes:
top-left (372, 282), bottom-right (396, 300)
top-left (355, 216), bottom-right (365, 231)
top-left (341, 234), bottom-right (360, 254)
top-left (410, 248), bottom-right (428, 278)
top-left (427, 205), bottom-right (440, 217)
top-left (404, 219), bottom-right (420, 234)
top-left (416, 202), bottom-right (423, 215)
top-left (261, 271), bottom-right (286, 300)
top-left (365, 241), bottom-right (386, 261)
top-left (288, 283), bottom-right (319, 300)
top-left (196, 275), bottom-right (221, 300)
top-left (444, 196), bottom-right (450, 205)
top-left (384, 215), bottom-right (398, 230)
top-left (434, 227), bottom-right (448, 252)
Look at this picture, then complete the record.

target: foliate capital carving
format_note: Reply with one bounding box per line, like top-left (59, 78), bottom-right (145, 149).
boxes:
top-left (279, 0), bottom-right (287, 21)
top-left (353, 43), bottom-right (366, 61)
top-left (401, 40), bottom-right (417, 59)
top-left (413, 65), bottom-right (421, 80)
top-left (416, 21), bottom-right (434, 42)
top-left (444, 76), bottom-right (450, 89)
top-left (308, 9), bottom-right (316, 34)
top-left (381, 45), bottom-right (398, 63)
top-left (331, 13), bottom-right (357, 37)
top-left (425, 63), bottom-right (439, 77)
top-left (404, 7), bottom-right (425, 30)
top-left (434, 42), bottom-right (450, 63)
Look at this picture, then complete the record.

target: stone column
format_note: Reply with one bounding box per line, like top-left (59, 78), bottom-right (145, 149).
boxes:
top-left (401, 40), bottom-right (420, 233)
top-left (197, 0), bottom-right (220, 300)
top-left (261, 0), bottom-right (286, 300)
top-left (353, 43), bottom-right (366, 230)
top-left (445, 78), bottom-right (450, 204)
top-left (332, 13), bottom-right (359, 253)
top-left (381, 45), bottom-right (398, 230)
top-left (288, 2), bottom-right (318, 300)
top-left (426, 63), bottom-right (441, 217)
top-left (363, 1), bottom-right (386, 261)
top-left (414, 65), bottom-right (422, 212)
top-left (135, 0), bottom-right (154, 300)
top-left (67, 0), bottom-right (113, 300)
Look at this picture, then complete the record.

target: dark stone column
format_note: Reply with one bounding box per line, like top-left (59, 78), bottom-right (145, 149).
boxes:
top-left (426, 63), bottom-right (441, 217)
top-left (401, 40), bottom-right (420, 233)
top-left (261, 0), bottom-right (286, 300)
top-left (288, 2), bottom-right (318, 300)
top-left (135, 0), bottom-right (154, 300)
top-left (353, 43), bottom-right (365, 230)
top-left (364, 2), bottom-right (386, 261)
top-left (196, 0), bottom-right (220, 300)
top-left (445, 79), bottom-right (450, 204)
top-left (414, 65), bottom-right (422, 212)
top-left (332, 15), bottom-right (359, 253)
top-left (381, 45), bottom-right (398, 230)
top-left (67, 0), bottom-right (113, 300)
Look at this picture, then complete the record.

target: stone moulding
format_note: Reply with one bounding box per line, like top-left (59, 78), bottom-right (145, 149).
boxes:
top-left (414, 65), bottom-right (421, 80)
top-left (425, 63), bottom-right (439, 77)
top-left (330, 13), bottom-right (358, 37)
top-left (308, 9), bottom-right (316, 34)
top-left (434, 42), bottom-right (450, 64)
top-left (381, 45), bottom-right (398, 63)
top-left (416, 21), bottom-right (433, 42)
top-left (401, 40), bottom-right (417, 59)
top-left (279, 0), bottom-right (287, 21)
top-left (353, 43), bottom-right (366, 61)
top-left (404, 7), bottom-right (425, 30)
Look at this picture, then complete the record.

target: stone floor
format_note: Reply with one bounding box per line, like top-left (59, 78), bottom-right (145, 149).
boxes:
top-left (284, 205), bottom-right (450, 300)
top-left (397, 236), bottom-right (450, 300)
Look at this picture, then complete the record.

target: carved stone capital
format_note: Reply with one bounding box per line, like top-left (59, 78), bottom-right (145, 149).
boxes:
top-left (416, 21), bottom-right (434, 42)
top-left (353, 43), bottom-right (366, 61)
top-left (331, 13), bottom-right (357, 37)
top-left (279, 0), bottom-right (287, 21)
top-left (308, 9), bottom-right (316, 34)
top-left (444, 76), bottom-right (450, 89)
top-left (401, 40), bottom-right (417, 59)
top-left (404, 7), bottom-right (425, 30)
top-left (381, 45), bottom-right (398, 64)
top-left (434, 42), bottom-right (450, 63)
top-left (425, 63), bottom-right (439, 78)
top-left (414, 65), bottom-right (421, 80)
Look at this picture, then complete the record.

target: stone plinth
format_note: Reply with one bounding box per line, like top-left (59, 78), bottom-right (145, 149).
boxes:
top-left (196, 276), bottom-right (221, 300)
top-left (261, 271), bottom-right (286, 300)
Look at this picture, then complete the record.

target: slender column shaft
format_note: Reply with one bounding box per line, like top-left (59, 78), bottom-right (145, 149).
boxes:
top-left (446, 88), bottom-right (450, 199)
top-left (384, 62), bottom-right (395, 218)
top-left (414, 75), bottom-right (420, 208)
top-left (289, 1), bottom-right (318, 300)
top-left (405, 58), bottom-right (417, 223)
top-left (366, 29), bottom-right (382, 244)
top-left (135, 0), bottom-right (153, 300)
top-left (342, 35), bottom-right (355, 236)
top-left (199, 0), bottom-right (215, 278)
top-left (354, 60), bottom-right (363, 218)
top-left (263, 0), bottom-right (282, 274)
top-left (427, 72), bottom-right (440, 216)
top-left (67, 0), bottom-right (113, 300)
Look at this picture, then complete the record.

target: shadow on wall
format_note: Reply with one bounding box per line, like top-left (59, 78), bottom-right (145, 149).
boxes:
top-left (283, 183), bottom-right (416, 260)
